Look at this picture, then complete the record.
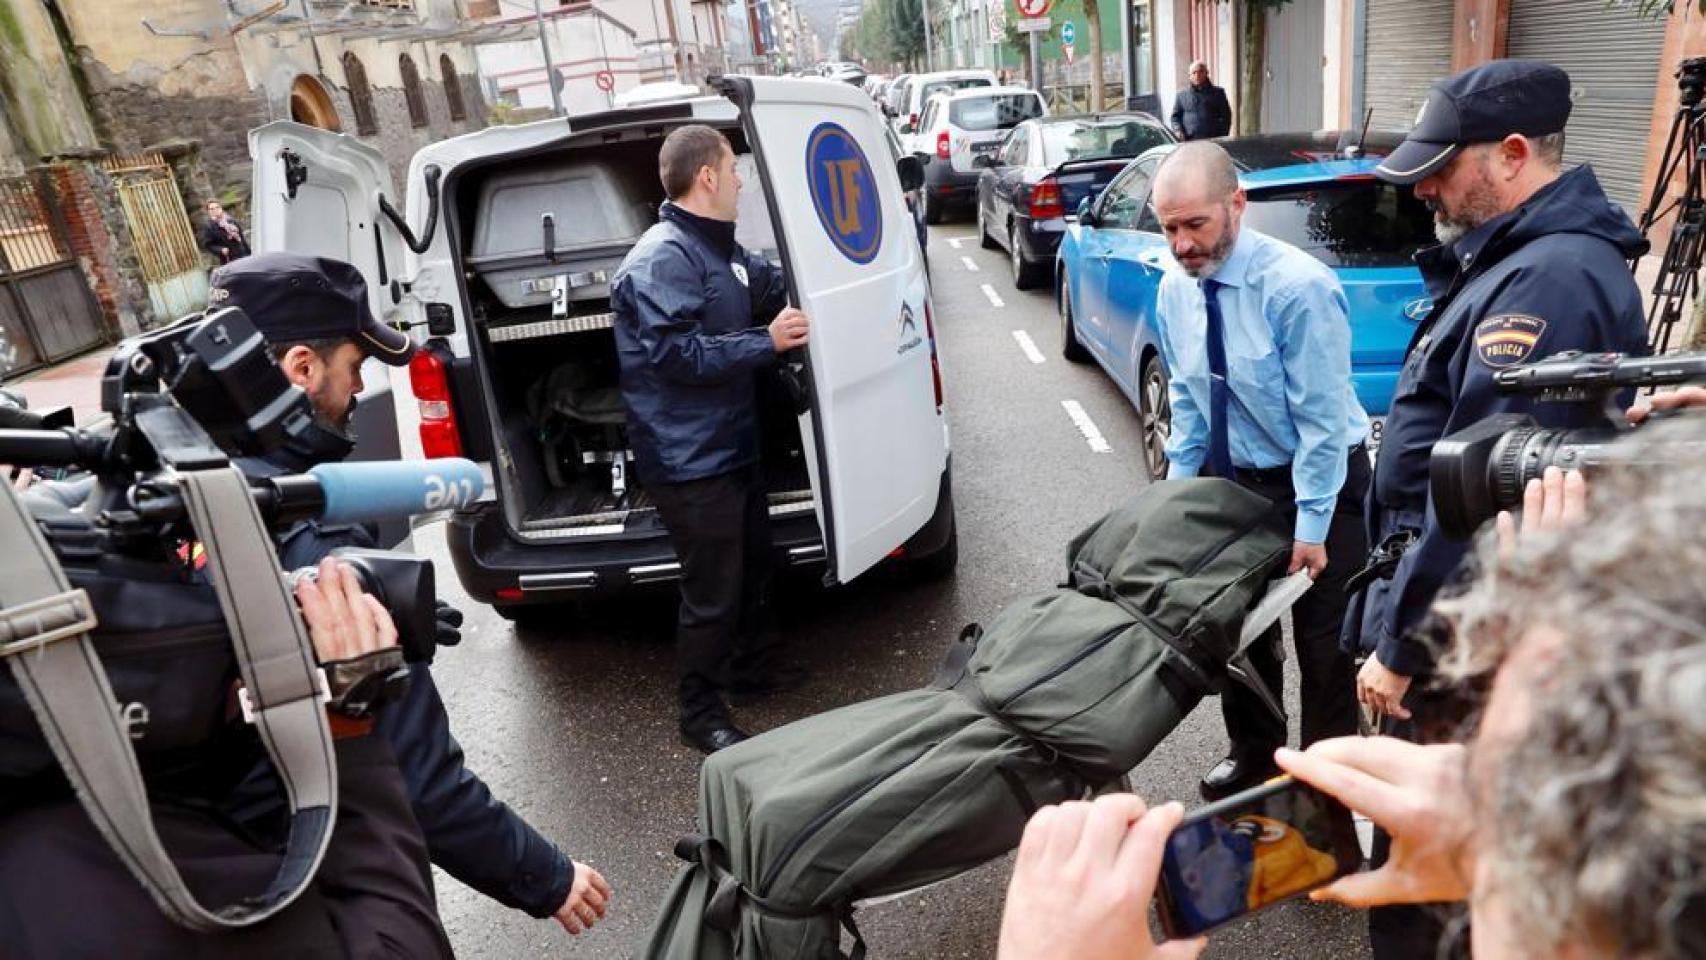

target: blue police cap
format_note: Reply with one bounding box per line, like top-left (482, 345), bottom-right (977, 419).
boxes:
top-left (1376, 59), bottom-right (1572, 185)
top-left (209, 252), bottom-right (414, 366)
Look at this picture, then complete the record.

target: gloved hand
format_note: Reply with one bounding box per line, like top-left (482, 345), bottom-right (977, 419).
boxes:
top-left (434, 599), bottom-right (465, 648)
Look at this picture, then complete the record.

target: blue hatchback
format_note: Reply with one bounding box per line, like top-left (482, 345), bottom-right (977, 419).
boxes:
top-left (1055, 133), bottom-right (1436, 479)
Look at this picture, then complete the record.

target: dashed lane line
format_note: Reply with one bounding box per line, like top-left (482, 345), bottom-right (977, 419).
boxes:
top-left (1061, 400), bottom-right (1113, 453)
top-left (960, 256), bottom-right (980, 272)
top-left (1011, 330), bottom-right (1045, 364)
top-left (980, 283), bottom-right (1005, 308)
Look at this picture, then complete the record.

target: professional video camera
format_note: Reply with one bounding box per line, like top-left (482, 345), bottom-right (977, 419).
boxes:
top-left (0, 306), bottom-right (480, 931)
top-left (1430, 349), bottom-right (1706, 541)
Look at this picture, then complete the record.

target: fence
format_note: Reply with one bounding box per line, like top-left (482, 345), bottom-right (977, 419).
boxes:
top-left (0, 169), bottom-right (107, 378)
top-left (100, 153), bottom-right (207, 321)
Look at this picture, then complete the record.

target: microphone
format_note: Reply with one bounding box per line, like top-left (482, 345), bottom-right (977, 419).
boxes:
top-left (306, 458), bottom-right (483, 525)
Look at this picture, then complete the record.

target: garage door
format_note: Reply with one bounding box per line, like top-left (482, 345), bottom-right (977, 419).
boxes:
top-left (1361, 0), bottom-right (1453, 135)
top-left (1507, 0), bottom-right (1668, 214)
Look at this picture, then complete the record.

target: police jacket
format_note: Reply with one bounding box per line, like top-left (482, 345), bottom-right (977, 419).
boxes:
top-left (611, 202), bottom-right (789, 485)
top-left (1348, 165), bottom-right (1649, 677)
top-left (1170, 83), bottom-right (1232, 140)
top-left (232, 444), bottom-right (574, 920)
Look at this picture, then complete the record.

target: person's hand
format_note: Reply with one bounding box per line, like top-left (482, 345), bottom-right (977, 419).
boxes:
top-left (1276, 737), bottom-right (1474, 908)
top-left (1356, 654), bottom-right (1412, 720)
top-left (768, 306), bottom-right (810, 352)
top-left (997, 794), bottom-right (1206, 960)
top-left (1494, 465), bottom-right (1587, 561)
top-left (433, 599), bottom-right (464, 647)
top-left (553, 862), bottom-right (612, 935)
top-left (1288, 541), bottom-right (1328, 579)
top-left (1625, 384), bottom-right (1706, 425)
top-left (295, 557), bottom-right (398, 664)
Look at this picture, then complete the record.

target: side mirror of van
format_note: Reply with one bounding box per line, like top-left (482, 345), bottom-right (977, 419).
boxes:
top-left (1076, 196), bottom-right (1098, 227)
top-left (896, 154), bottom-right (925, 192)
top-left (900, 122), bottom-right (914, 135)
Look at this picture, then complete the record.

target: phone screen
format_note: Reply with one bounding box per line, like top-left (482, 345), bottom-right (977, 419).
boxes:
top-left (1155, 776), bottom-right (1362, 937)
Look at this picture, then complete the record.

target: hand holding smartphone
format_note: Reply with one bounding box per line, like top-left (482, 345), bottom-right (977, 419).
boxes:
top-left (1154, 775), bottom-right (1363, 938)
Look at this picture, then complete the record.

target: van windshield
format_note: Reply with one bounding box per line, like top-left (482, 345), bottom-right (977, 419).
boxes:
top-left (918, 77), bottom-right (992, 105)
top-left (950, 95), bottom-right (1043, 132)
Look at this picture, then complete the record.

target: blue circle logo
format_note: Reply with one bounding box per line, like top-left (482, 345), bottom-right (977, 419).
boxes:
top-left (805, 123), bottom-right (882, 265)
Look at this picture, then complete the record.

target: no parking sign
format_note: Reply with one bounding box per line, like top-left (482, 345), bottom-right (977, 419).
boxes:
top-left (595, 70), bottom-right (615, 92)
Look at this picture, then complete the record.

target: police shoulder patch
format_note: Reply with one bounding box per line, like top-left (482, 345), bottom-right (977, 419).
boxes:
top-left (1474, 314), bottom-right (1547, 368)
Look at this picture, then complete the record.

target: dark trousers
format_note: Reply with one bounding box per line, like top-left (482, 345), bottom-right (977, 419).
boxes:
top-left (1211, 448), bottom-right (1369, 754)
top-left (649, 465), bottom-right (777, 732)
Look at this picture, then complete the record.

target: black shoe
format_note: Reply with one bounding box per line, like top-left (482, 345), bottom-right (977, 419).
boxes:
top-left (680, 723), bottom-right (751, 754)
top-left (1199, 752), bottom-right (1282, 802)
top-left (726, 663), bottom-right (810, 706)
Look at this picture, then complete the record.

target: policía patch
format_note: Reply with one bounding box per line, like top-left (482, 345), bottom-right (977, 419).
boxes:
top-left (1474, 314), bottom-right (1548, 368)
top-left (805, 122), bottom-right (882, 265)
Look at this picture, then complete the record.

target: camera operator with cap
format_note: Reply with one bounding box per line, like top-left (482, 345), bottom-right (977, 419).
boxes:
top-left (1346, 59), bottom-right (1649, 959)
top-left (210, 252), bottom-right (612, 938)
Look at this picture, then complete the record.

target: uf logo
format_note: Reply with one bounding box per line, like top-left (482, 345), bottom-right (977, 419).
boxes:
top-left (806, 123), bottom-right (882, 265)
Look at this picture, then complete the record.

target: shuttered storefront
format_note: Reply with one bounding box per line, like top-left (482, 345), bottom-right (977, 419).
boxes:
top-left (1360, 0), bottom-right (1453, 135)
top-left (1506, 0), bottom-right (1668, 214)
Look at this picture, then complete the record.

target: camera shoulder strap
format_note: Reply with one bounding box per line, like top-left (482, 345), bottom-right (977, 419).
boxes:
top-left (0, 465), bottom-right (337, 931)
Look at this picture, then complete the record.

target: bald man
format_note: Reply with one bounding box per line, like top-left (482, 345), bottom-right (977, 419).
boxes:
top-left (1150, 142), bottom-right (1371, 801)
top-left (1170, 62), bottom-right (1231, 140)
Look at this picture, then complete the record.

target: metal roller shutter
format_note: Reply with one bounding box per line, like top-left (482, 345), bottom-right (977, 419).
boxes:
top-left (1506, 0), bottom-right (1668, 214)
top-left (1361, 0), bottom-right (1453, 135)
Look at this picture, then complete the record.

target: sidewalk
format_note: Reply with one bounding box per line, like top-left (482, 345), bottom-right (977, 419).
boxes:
top-left (5, 347), bottom-right (114, 426)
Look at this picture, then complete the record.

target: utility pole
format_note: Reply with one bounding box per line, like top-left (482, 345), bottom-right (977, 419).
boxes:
top-left (922, 0), bottom-right (933, 71)
top-left (531, 0), bottom-right (563, 116)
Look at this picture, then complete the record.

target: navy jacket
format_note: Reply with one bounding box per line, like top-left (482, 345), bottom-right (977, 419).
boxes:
top-left (1347, 166), bottom-right (1649, 676)
top-left (233, 446), bottom-right (574, 920)
top-left (611, 202), bottom-right (789, 485)
top-left (1171, 83), bottom-right (1232, 140)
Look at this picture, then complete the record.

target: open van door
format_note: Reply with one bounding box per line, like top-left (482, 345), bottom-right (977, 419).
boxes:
top-left (248, 121), bottom-right (411, 545)
top-left (720, 77), bottom-right (950, 583)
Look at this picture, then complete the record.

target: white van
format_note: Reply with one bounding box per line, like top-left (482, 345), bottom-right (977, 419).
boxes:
top-left (248, 77), bottom-right (957, 619)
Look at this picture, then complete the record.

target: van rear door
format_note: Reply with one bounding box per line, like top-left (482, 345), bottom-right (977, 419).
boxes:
top-left (721, 77), bottom-right (948, 584)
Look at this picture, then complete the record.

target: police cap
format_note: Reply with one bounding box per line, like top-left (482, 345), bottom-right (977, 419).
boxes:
top-left (209, 252), bottom-right (415, 366)
top-left (1376, 59), bottom-right (1572, 186)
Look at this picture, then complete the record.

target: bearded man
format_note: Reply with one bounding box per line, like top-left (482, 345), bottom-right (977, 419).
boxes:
top-left (1149, 140), bottom-right (1372, 803)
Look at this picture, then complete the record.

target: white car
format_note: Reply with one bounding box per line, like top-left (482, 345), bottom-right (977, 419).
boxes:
top-left (248, 78), bottom-right (957, 618)
top-left (913, 86), bottom-right (1047, 224)
top-left (893, 69), bottom-right (999, 148)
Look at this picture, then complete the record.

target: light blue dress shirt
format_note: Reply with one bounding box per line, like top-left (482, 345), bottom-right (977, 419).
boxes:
top-left (1156, 227), bottom-right (1370, 544)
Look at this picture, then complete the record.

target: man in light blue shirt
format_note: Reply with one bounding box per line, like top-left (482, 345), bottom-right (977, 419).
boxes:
top-left (1151, 141), bottom-right (1371, 801)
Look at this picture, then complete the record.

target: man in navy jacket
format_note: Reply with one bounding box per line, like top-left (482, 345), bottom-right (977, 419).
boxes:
top-left (611, 125), bottom-right (812, 754)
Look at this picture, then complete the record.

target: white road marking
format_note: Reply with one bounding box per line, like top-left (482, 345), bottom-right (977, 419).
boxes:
top-left (1011, 330), bottom-right (1045, 364)
top-left (980, 283), bottom-right (1005, 308)
top-left (1061, 400), bottom-right (1112, 453)
top-left (947, 237), bottom-right (965, 249)
top-left (960, 256), bottom-right (980, 272)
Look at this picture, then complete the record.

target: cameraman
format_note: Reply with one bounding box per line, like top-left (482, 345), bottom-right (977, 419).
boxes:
top-left (0, 558), bottom-right (453, 958)
top-left (210, 253), bottom-right (611, 936)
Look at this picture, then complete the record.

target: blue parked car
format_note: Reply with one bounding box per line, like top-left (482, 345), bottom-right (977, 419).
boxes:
top-left (1055, 132), bottom-right (1436, 479)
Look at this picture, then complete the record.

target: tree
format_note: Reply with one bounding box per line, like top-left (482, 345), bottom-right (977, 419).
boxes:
top-left (1237, 0), bottom-right (1291, 135)
top-left (885, 0), bottom-right (926, 69)
top-left (1083, 0), bottom-right (1104, 110)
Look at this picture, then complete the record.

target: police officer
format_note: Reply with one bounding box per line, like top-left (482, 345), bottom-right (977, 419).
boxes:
top-left (1352, 59), bottom-right (1649, 959)
top-left (211, 253), bottom-right (613, 938)
top-left (611, 124), bottom-right (811, 755)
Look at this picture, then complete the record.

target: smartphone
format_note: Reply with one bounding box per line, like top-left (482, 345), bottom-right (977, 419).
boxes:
top-left (1154, 775), bottom-right (1363, 938)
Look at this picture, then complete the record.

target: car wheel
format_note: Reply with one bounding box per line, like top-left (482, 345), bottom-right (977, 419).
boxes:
top-left (977, 202), bottom-right (998, 249)
top-left (1060, 279), bottom-right (1089, 362)
top-left (1139, 352), bottom-right (1172, 482)
top-left (922, 186), bottom-right (943, 225)
top-left (1010, 226), bottom-right (1041, 290)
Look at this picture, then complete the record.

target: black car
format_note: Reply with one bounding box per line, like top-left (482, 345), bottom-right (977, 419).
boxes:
top-left (975, 113), bottom-right (1174, 289)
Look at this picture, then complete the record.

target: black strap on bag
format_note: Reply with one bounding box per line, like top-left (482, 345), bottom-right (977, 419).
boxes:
top-left (675, 834), bottom-right (871, 959)
top-left (0, 466), bottom-right (338, 931)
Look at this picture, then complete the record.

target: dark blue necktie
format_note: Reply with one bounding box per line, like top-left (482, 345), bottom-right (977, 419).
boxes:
top-left (1201, 277), bottom-right (1235, 479)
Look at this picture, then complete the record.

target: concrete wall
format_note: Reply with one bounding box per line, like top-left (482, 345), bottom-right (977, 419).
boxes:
top-left (0, 0), bottom-right (101, 163)
top-left (475, 11), bottom-right (643, 118)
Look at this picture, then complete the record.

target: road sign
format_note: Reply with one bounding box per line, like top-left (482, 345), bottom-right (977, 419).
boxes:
top-left (987, 0), bottom-right (1007, 41)
top-left (1016, 16), bottom-right (1050, 32)
top-left (1014, 0), bottom-right (1051, 19)
top-left (594, 70), bottom-right (615, 92)
top-left (1060, 20), bottom-right (1075, 46)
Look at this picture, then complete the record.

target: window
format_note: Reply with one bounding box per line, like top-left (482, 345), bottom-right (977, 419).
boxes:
top-left (343, 52), bottom-right (377, 135)
top-left (1038, 119), bottom-right (1171, 166)
top-left (949, 94), bottom-right (1043, 132)
top-left (440, 54), bottom-right (466, 122)
top-left (999, 128), bottom-right (1029, 167)
top-left (1241, 181), bottom-right (1435, 268)
top-left (1099, 162), bottom-right (1155, 231)
top-left (400, 53), bottom-right (428, 128)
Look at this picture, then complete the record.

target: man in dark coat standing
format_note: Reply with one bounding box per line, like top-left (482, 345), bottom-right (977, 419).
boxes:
top-left (611, 125), bottom-right (812, 754)
top-left (1171, 61), bottom-right (1232, 140)
top-left (200, 199), bottom-right (251, 265)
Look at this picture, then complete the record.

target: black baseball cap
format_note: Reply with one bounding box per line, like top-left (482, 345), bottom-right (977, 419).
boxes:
top-left (209, 252), bottom-right (415, 366)
top-left (1375, 59), bottom-right (1573, 185)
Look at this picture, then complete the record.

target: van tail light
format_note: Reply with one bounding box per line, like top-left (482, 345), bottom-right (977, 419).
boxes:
top-left (1028, 177), bottom-right (1064, 220)
top-left (924, 298), bottom-right (944, 410)
top-left (409, 343), bottom-right (465, 459)
top-left (910, 112), bottom-right (919, 130)
top-left (936, 130), bottom-right (951, 160)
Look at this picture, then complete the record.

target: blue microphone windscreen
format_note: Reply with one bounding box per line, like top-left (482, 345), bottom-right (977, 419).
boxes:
top-left (308, 458), bottom-right (483, 525)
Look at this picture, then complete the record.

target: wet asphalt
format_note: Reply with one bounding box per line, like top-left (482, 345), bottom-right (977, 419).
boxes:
top-left (420, 221), bottom-right (1373, 959)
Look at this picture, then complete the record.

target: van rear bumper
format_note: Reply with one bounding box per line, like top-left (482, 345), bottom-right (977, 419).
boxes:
top-left (445, 502), bottom-right (826, 606)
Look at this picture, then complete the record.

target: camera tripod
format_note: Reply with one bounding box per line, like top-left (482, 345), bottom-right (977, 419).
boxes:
top-left (1634, 56), bottom-right (1706, 355)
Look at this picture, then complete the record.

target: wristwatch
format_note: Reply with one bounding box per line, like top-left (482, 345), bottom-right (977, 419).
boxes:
top-left (322, 647), bottom-right (411, 719)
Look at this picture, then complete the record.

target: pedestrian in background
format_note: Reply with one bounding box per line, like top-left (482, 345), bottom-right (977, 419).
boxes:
top-left (1170, 61), bottom-right (1232, 140)
top-left (200, 198), bottom-right (250, 265)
